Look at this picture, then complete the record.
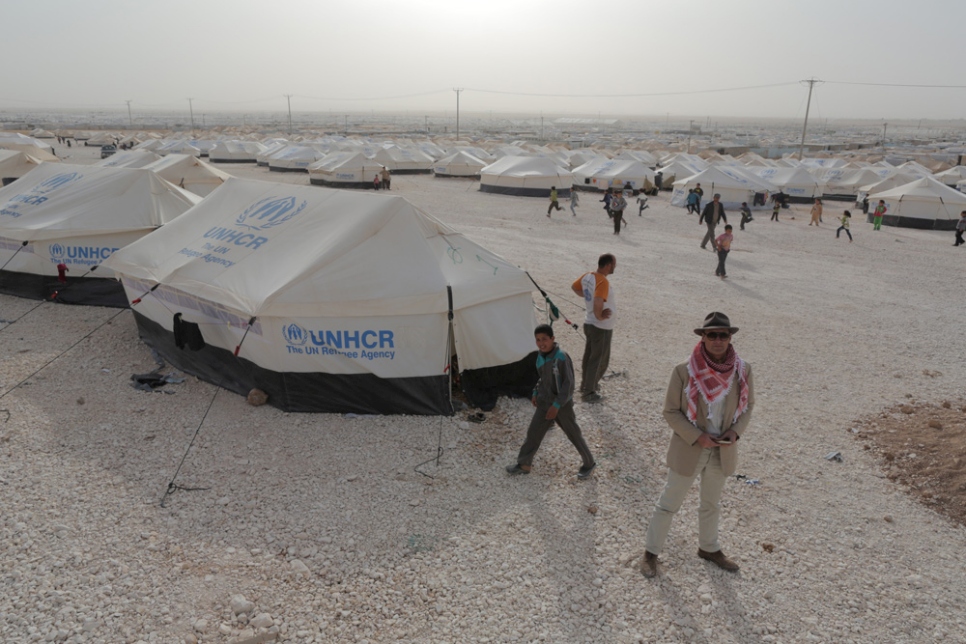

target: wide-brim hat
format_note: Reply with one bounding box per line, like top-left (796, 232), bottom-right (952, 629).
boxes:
top-left (694, 311), bottom-right (739, 335)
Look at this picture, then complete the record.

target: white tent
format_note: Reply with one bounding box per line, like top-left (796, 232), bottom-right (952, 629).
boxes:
top-left (867, 176), bottom-right (966, 230)
top-left (433, 151), bottom-right (487, 178)
top-left (0, 163), bottom-right (199, 305)
top-left (268, 145), bottom-right (324, 172)
top-left (372, 147), bottom-right (434, 174)
top-left (101, 178), bottom-right (538, 415)
top-left (308, 152), bottom-right (384, 188)
top-left (85, 132), bottom-right (118, 147)
top-left (134, 139), bottom-right (163, 152)
top-left (479, 156), bottom-right (573, 197)
top-left (0, 133), bottom-right (57, 160)
top-left (748, 167), bottom-right (824, 202)
top-left (255, 141), bottom-right (289, 166)
top-left (933, 165), bottom-right (966, 187)
top-left (616, 150), bottom-right (658, 167)
top-left (655, 158), bottom-right (707, 187)
top-left (0, 150), bottom-right (48, 185)
top-left (94, 149), bottom-right (162, 169)
top-left (209, 140), bottom-right (267, 163)
top-left (671, 166), bottom-right (775, 210)
top-left (157, 139), bottom-right (202, 157)
top-left (572, 158), bottom-right (655, 193)
top-left (143, 154), bottom-right (231, 197)
top-left (857, 172), bottom-right (921, 202)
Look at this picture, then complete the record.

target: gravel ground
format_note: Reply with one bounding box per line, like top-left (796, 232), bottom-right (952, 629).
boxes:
top-left (2, 148), bottom-right (966, 643)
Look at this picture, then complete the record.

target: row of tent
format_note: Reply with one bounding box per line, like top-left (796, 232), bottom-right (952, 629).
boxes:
top-left (0, 163), bottom-right (538, 415)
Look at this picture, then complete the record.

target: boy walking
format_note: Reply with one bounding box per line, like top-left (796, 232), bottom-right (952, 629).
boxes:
top-left (836, 210), bottom-right (853, 242)
top-left (739, 202), bottom-right (752, 230)
top-left (506, 325), bottom-right (597, 479)
top-left (715, 225), bottom-right (733, 279)
top-left (570, 188), bottom-right (580, 216)
top-left (770, 198), bottom-right (780, 222)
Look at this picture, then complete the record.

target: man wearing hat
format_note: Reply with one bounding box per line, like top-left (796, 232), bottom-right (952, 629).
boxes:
top-left (639, 312), bottom-right (755, 578)
top-left (699, 194), bottom-right (727, 251)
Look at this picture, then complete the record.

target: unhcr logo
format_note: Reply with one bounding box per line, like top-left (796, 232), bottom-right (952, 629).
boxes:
top-left (49, 243), bottom-right (65, 259)
top-left (235, 196), bottom-right (308, 232)
top-left (282, 323), bottom-right (308, 346)
top-left (33, 172), bottom-right (81, 195)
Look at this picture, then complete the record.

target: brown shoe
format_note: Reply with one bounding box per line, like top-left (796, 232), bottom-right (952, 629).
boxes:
top-left (698, 548), bottom-right (740, 572)
top-left (641, 551), bottom-right (659, 578)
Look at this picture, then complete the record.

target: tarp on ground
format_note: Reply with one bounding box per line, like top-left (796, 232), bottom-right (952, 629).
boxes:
top-left (101, 178), bottom-right (538, 414)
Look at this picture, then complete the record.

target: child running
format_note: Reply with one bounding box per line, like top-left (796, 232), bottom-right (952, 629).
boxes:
top-left (570, 188), bottom-right (579, 216)
top-left (715, 224), bottom-right (734, 279)
top-left (506, 324), bottom-right (596, 479)
top-left (836, 210), bottom-right (853, 242)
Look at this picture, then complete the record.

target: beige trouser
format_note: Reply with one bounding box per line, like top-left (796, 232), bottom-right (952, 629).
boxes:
top-left (645, 447), bottom-right (725, 555)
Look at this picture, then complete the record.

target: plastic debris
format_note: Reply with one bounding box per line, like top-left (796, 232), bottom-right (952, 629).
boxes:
top-left (824, 451), bottom-right (844, 462)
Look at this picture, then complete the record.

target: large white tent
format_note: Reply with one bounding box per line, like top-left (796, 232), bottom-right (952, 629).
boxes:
top-left (933, 165), bottom-right (966, 187)
top-left (748, 167), bottom-right (824, 202)
top-left (308, 152), bottom-right (384, 189)
top-left (0, 163), bottom-right (199, 305)
top-left (0, 150), bottom-right (48, 185)
top-left (0, 133), bottom-right (57, 160)
top-left (102, 178), bottom-right (538, 415)
top-left (433, 151), bottom-right (487, 178)
top-left (156, 140), bottom-right (202, 157)
top-left (671, 166), bottom-right (775, 210)
top-left (143, 154), bottom-right (231, 197)
top-left (268, 145), bottom-right (325, 172)
top-left (372, 147), bottom-right (434, 174)
top-left (867, 176), bottom-right (966, 230)
top-left (94, 149), bottom-right (162, 169)
top-left (209, 140), bottom-right (267, 163)
top-left (479, 156), bottom-right (573, 197)
top-left (572, 158), bottom-right (655, 193)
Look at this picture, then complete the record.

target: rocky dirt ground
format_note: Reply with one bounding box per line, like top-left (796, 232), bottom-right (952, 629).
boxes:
top-left (2, 146), bottom-right (966, 643)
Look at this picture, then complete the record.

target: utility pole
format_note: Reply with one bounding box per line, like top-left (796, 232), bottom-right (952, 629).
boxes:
top-left (284, 94), bottom-right (293, 135)
top-left (453, 88), bottom-right (463, 141)
top-left (187, 98), bottom-right (195, 132)
top-left (425, 115), bottom-right (429, 134)
top-left (540, 114), bottom-right (544, 140)
top-left (882, 122), bottom-right (888, 141)
top-left (125, 100), bottom-right (133, 128)
top-left (687, 119), bottom-right (695, 154)
top-left (344, 114), bottom-right (348, 136)
top-left (798, 77), bottom-right (823, 160)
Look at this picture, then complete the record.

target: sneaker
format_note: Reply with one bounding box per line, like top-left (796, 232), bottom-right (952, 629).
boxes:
top-left (641, 551), bottom-right (659, 578)
top-left (698, 548), bottom-right (740, 572)
top-left (581, 392), bottom-right (604, 404)
top-left (506, 464), bottom-right (531, 475)
top-left (577, 462), bottom-right (596, 479)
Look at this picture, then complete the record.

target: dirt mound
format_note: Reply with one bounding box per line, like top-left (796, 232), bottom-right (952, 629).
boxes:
top-left (854, 399), bottom-right (966, 526)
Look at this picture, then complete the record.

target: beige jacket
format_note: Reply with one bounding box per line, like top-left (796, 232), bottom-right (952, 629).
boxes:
top-left (662, 361), bottom-right (755, 477)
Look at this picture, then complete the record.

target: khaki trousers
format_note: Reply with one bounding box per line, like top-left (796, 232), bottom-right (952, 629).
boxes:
top-left (580, 324), bottom-right (612, 396)
top-left (645, 447), bottom-right (725, 555)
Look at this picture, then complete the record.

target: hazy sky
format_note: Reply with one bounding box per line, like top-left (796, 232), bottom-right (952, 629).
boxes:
top-left (3, 0), bottom-right (965, 120)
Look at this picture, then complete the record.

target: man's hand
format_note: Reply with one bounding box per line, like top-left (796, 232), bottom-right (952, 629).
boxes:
top-left (599, 308), bottom-right (612, 320)
top-left (717, 429), bottom-right (739, 444)
top-left (696, 433), bottom-right (719, 448)
top-left (531, 396), bottom-right (538, 407)
top-left (544, 406), bottom-right (559, 421)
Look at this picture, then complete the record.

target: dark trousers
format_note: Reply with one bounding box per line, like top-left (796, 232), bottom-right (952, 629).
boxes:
top-left (612, 210), bottom-right (624, 234)
top-left (955, 229), bottom-right (964, 246)
top-left (517, 402), bottom-right (594, 468)
top-left (837, 226), bottom-right (853, 241)
top-left (771, 210), bottom-right (779, 221)
top-left (581, 324), bottom-right (612, 396)
top-left (715, 249), bottom-right (729, 276)
top-left (548, 201), bottom-right (563, 214)
top-left (701, 225), bottom-right (717, 250)
top-left (740, 213), bottom-right (752, 230)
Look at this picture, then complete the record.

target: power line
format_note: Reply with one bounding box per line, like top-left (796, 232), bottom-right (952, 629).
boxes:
top-left (464, 82), bottom-right (800, 99)
top-left (826, 80), bottom-right (966, 89)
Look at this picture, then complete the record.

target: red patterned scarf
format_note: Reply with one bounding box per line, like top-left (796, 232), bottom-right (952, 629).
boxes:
top-left (686, 341), bottom-right (749, 426)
